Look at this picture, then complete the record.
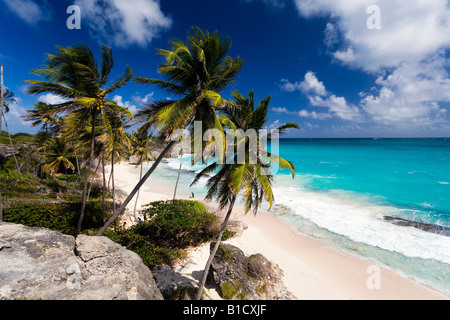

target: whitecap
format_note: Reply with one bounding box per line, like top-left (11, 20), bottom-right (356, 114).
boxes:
top-left (271, 183), bottom-right (450, 265)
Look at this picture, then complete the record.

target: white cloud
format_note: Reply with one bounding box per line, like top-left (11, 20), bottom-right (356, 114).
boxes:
top-left (273, 106), bottom-right (332, 120)
top-left (2, 0), bottom-right (52, 24)
top-left (272, 107), bottom-right (291, 114)
top-left (3, 98), bottom-right (28, 127)
top-left (75, 0), bottom-right (172, 47)
top-left (298, 109), bottom-right (332, 120)
top-left (281, 71), bottom-right (362, 122)
top-left (295, 0), bottom-right (450, 70)
top-left (324, 22), bottom-right (339, 47)
top-left (113, 95), bottom-right (138, 115)
top-left (133, 93), bottom-right (154, 105)
top-left (294, 0), bottom-right (450, 128)
top-left (299, 71), bottom-right (328, 96)
top-left (38, 93), bottom-right (69, 105)
top-left (281, 71), bottom-right (327, 96)
top-left (333, 47), bottom-right (356, 63)
top-left (309, 94), bottom-right (362, 122)
top-left (360, 54), bottom-right (450, 125)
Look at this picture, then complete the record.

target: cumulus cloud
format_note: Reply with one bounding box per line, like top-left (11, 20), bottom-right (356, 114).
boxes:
top-left (75, 0), bottom-right (172, 47)
top-left (281, 71), bottom-right (327, 96)
top-left (273, 106), bottom-right (332, 120)
top-left (281, 71), bottom-right (362, 122)
top-left (3, 98), bottom-right (28, 127)
top-left (360, 54), bottom-right (450, 125)
top-left (295, 0), bottom-right (450, 70)
top-left (2, 0), bottom-right (52, 24)
top-left (309, 94), bottom-right (362, 122)
top-left (38, 93), bottom-right (69, 105)
top-left (294, 0), bottom-right (450, 127)
top-left (113, 95), bottom-right (138, 115)
top-left (298, 109), bottom-right (332, 120)
top-left (272, 107), bottom-right (292, 114)
top-left (113, 92), bottom-right (154, 115)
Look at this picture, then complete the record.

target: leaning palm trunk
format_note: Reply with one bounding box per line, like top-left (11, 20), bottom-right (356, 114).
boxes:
top-left (173, 149), bottom-right (183, 200)
top-left (72, 152), bottom-right (82, 192)
top-left (97, 140), bottom-right (176, 236)
top-left (86, 158), bottom-right (101, 201)
top-left (101, 154), bottom-right (107, 223)
top-left (111, 144), bottom-right (116, 213)
top-left (133, 156), bottom-right (144, 218)
top-left (77, 108), bottom-right (97, 234)
top-left (196, 195), bottom-right (237, 300)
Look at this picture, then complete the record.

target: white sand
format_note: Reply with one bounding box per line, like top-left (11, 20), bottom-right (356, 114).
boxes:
top-left (106, 162), bottom-right (449, 300)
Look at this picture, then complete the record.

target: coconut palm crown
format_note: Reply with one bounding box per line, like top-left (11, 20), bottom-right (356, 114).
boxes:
top-left (192, 89), bottom-right (299, 213)
top-left (135, 26), bottom-right (244, 149)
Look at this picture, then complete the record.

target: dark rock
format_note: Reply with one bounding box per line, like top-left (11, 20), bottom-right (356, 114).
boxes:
top-left (208, 243), bottom-right (295, 300)
top-left (383, 216), bottom-right (450, 237)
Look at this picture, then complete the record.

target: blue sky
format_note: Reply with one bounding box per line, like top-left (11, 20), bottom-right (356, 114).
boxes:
top-left (1, 0), bottom-right (450, 138)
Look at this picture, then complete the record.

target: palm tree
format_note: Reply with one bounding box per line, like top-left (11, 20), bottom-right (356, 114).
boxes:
top-left (102, 109), bottom-right (133, 213)
top-left (191, 90), bottom-right (299, 299)
top-left (24, 102), bottom-right (62, 138)
top-left (38, 137), bottom-right (75, 185)
top-left (0, 87), bottom-right (16, 113)
top-left (0, 87), bottom-right (22, 179)
top-left (130, 129), bottom-right (155, 217)
top-left (97, 27), bottom-right (244, 235)
top-left (25, 44), bottom-right (133, 234)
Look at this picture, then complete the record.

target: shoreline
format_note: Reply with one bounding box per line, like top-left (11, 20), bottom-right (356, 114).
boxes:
top-left (107, 162), bottom-right (449, 300)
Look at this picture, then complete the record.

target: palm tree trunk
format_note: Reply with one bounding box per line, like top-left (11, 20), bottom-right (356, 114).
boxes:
top-left (173, 149), bottom-right (183, 200)
top-left (196, 195), bottom-right (237, 300)
top-left (97, 140), bottom-right (176, 236)
top-left (133, 156), bottom-right (143, 218)
top-left (101, 153), bottom-right (106, 223)
top-left (77, 107), bottom-right (97, 234)
top-left (86, 158), bottom-right (101, 201)
top-left (72, 152), bottom-right (81, 192)
top-left (107, 168), bottom-right (113, 191)
top-left (2, 114), bottom-right (21, 179)
top-left (111, 143), bottom-right (116, 213)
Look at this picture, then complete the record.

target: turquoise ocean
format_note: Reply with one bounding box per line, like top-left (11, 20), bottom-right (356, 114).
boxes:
top-left (148, 138), bottom-right (450, 295)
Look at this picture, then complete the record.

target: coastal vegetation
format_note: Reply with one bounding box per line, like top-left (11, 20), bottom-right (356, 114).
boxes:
top-left (0, 26), bottom-right (298, 300)
top-left (25, 44), bottom-right (134, 234)
top-left (104, 200), bottom-right (219, 267)
top-left (97, 27), bottom-right (245, 235)
top-left (190, 90), bottom-right (298, 299)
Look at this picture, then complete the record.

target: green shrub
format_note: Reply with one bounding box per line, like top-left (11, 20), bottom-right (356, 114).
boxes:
top-left (105, 200), bottom-right (218, 267)
top-left (3, 201), bottom-right (111, 236)
top-left (220, 282), bottom-right (246, 300)
top-left (140, 200), bottom-right (217, 247)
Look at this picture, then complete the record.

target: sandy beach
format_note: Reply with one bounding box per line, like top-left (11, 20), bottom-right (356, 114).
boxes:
top-left (107, 162), bottom-right (449, 300)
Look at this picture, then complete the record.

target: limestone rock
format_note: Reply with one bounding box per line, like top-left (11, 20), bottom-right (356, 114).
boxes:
top-left (208, 243), bottom-right (295, 300)
top-left (0, 222), bottom-right (163, 300)
top-left (0, 144), bottom-right (22, 164)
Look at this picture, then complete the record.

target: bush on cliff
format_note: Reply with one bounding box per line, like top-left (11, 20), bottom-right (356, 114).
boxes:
top-left (105, 200), bottom-right (218, 267)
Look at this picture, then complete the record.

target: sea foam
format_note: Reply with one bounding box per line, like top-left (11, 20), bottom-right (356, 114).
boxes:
top-left (271, 176), bottom-right (450, 265)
